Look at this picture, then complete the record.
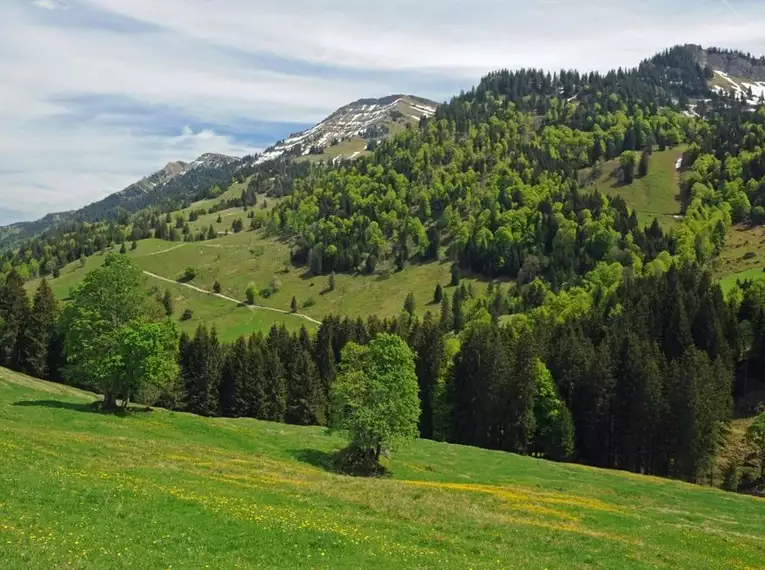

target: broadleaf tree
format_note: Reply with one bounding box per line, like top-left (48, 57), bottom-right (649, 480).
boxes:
top-left (331, 333), bottom-right (420, 462)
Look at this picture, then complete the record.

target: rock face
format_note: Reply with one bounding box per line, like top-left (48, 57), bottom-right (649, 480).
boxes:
top-left (686, 44), bottom-right (765, 81)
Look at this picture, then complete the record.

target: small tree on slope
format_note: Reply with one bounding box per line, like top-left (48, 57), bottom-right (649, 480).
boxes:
top-left (330, 334), bottom-right (420, 469)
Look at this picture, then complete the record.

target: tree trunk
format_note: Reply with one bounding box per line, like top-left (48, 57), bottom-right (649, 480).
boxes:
top-left (375, 443), bottom-right (382, 462)
top-left (103, 390), bottom-right (117, 411)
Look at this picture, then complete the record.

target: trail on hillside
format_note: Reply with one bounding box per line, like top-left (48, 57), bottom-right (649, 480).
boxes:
top-left (142, 270), bottom-right (322, 326)
top-left (144, 243), bottom-right (187, 256)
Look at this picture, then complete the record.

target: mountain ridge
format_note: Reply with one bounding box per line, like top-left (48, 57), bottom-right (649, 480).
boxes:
top-left (0, 95), bottom-right (438, 250)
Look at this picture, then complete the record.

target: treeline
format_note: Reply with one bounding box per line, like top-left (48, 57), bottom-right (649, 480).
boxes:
top-left (3, 258), bottom-right (765, 486)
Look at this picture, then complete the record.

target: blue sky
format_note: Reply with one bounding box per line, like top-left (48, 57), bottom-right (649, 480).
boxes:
top-left (1, 0), bottom-right (765, 225)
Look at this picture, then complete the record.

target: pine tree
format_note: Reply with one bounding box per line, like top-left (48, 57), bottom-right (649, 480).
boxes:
top-left (404, 292), bottom-right (416, 315)
top-left (219, 337), bottom-right (249, 417)
top-left (162, 289), bottom-right (174, 316)
top-left (433, 284), bottom-right (443, 304)
top-left (286, 331), bottom-right (323, 425)
top-left (183, 325), bottom-right (222, 416)
top-left (21, 279), bottom-right (59, 379)
top-left (439, 293), bottom-right (451, 332)
top-left (213, 281), bottom-right (222, 294)
top-left (263, 326), bottom-right (287, 422)
top-left (207, 225), bottom-right (216, 240)
top-left (638, 149), bottom-right (650, 178)
top-left (0, 270), bottom-right (30, 370)
top-left (450, 263), bottom-right (460, 286)
top-left (291, 296), bottom-right (298, 313)
top-left (414, 313), bottom-right (443, 439)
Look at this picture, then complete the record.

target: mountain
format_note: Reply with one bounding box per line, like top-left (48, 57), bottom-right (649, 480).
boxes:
top-left (0, 96), bottom-right (437, 251)
top-left (251, 94), bottom-right (438, 164)
top-left (684, 44), bottom-right (765, 105)
top-left (0, 153), bottom-right (240, 250)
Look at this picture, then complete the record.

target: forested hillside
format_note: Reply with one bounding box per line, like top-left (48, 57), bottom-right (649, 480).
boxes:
top-left (3, 45), bottom-right (765, 493)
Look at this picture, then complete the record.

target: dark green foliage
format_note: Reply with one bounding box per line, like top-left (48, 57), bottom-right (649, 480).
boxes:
top-left (180, 309), bottom-right (194, 321)
top-left (404, 292), bottom-right (416, 315)
top-left (181, 267), bottom-right (196, 282)
top-left (0, 270), bottom-right (30, 370)
top-left (433, 284), bottom-right (443, 304)
top-left (291, 296), bottom-right (298, 313)
top-left (21, 279), bottom-right (58, 379)
top-left (450, 264), bottom-right (460, 287)
top-left (213, 281), bottom-right (221, 294)
top-left (329, 271), bottom-right (336, 292)
top-left (162, 289), bottom-right (174, 316)
top-left (181, 325), bottom-right (222, 416)
top-left (119, 243), bottom-right (127, 254)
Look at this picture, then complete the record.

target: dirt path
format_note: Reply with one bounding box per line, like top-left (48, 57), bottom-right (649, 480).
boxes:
top-left (145, 243), bottom-right (187, 256)
top-left (142, 271), bottom-right (322, 326)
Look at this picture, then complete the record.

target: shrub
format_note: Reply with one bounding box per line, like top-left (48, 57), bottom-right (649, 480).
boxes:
top-left (181, 267), bottom-right (196, 282)
top-left (246, 285), bottom-right (258, 305)
top-left (180, 309), bottom-right (194, 321)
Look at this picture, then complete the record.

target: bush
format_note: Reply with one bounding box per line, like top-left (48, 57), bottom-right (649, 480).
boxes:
top-left (180, 309), bottom-right (194, 321)
top-left (213, 281), bottom-right (222, 294)
top-left (246, 285), bottom-right (258, 305)
top-left (181, 267), bottom-right (196, 282)
top-left (303, 297), bottom-right (316, 308)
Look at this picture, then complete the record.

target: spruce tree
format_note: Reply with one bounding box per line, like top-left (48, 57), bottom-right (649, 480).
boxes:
top-left (439, 293), bottom-right (451, 332)
top-left (162, 289), bottom-right (174, 316)
top-left (433, 284), bottom-right (443, 304)
top-left (291, 296), bottom-right (298, 313)
top-left (21, 278), bottom-right (59, 379)
top-left (263, 327), bottom-right (287, 422)
top-left (0, 269), bottom-right (30, 370)
top-left (404, 292), bottom-right (416, 315)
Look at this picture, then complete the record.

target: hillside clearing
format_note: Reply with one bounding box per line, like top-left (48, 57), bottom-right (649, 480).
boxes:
top-left (581, 147), bottom-right (686, 229)
top-left (1, 369), bottom-right (764, 569)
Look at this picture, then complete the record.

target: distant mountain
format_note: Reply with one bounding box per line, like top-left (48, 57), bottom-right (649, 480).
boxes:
top-left (0, 153), bottom-right (240, 250)
top-left (249, 94), bottom-right (438, 165)
top-left (0, 95), bottom-right (438, 251)
top-left (685, 44), bottom-right (765, 105)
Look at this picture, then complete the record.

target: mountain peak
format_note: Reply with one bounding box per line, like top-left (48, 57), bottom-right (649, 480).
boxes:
top-left (250, 94), bottom-right (438, 165)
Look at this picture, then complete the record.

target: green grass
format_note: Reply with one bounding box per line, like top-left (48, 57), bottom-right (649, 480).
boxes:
top-left (129, 232), bottom-right (483, 321)
top-left (582, 147), bottom-right (686, 229)
top-left (24, 231), bottom-right (482, 340)
top-left (1, 370), bottom-right (764, 569)
top-left (716, 225), bottom-right (765, 291)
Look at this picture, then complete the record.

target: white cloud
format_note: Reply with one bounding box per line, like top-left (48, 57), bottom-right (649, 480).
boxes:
top-left (32, 0), bottom-right (70, 11)
top-left (2, 0), bottom-right (765, 223)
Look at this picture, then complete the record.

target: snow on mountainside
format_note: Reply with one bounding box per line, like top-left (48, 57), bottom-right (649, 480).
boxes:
top-left (710, 70), bottom-right (765, 106)
top-left (250, 94), bottom-right (438, 165)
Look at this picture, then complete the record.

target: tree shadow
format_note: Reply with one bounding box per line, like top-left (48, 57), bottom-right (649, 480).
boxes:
top-left (14, 400), bottom-right (102, 414)
top-left (289, 447), bottom-right (389, 477)
top-left (13, 400), bottom-right (154, 416)
top-left (289, 448), bottom-right (338, 472)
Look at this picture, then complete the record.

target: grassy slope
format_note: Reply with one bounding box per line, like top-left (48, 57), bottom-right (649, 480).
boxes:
top-left (582, 147), bottom-right (686, 229)
top-left (1, 370), bottom-right (764, 569)
top-left (717, 225), bottom-right (765, 292)
top-left (25, 227), bottom-right (482, 341)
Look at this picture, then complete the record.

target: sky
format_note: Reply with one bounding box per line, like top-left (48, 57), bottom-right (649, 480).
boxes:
top-left (1, 0), bottom-right (765, 225)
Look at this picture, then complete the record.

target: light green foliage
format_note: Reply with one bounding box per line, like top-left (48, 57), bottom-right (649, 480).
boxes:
top-left (534, 360), bottom-right (575, 460)
top-left (331, 334), bottom-right (420, 458)
top-left (113, 319), bottom-right (179, 407)
top-left (61, 254), bottom-right (167, 408)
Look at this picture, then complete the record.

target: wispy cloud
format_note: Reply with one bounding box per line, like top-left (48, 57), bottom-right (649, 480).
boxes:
top-left (32, 0), bottom-right (69, 11)
top-left (1, 0), bottom-right (765, 223)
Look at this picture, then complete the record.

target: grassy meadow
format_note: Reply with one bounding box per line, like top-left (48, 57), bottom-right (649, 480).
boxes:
top-left (1, 368), bottom-right (764, 569)
top-left (582, 147), bottom-right (686, 229)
